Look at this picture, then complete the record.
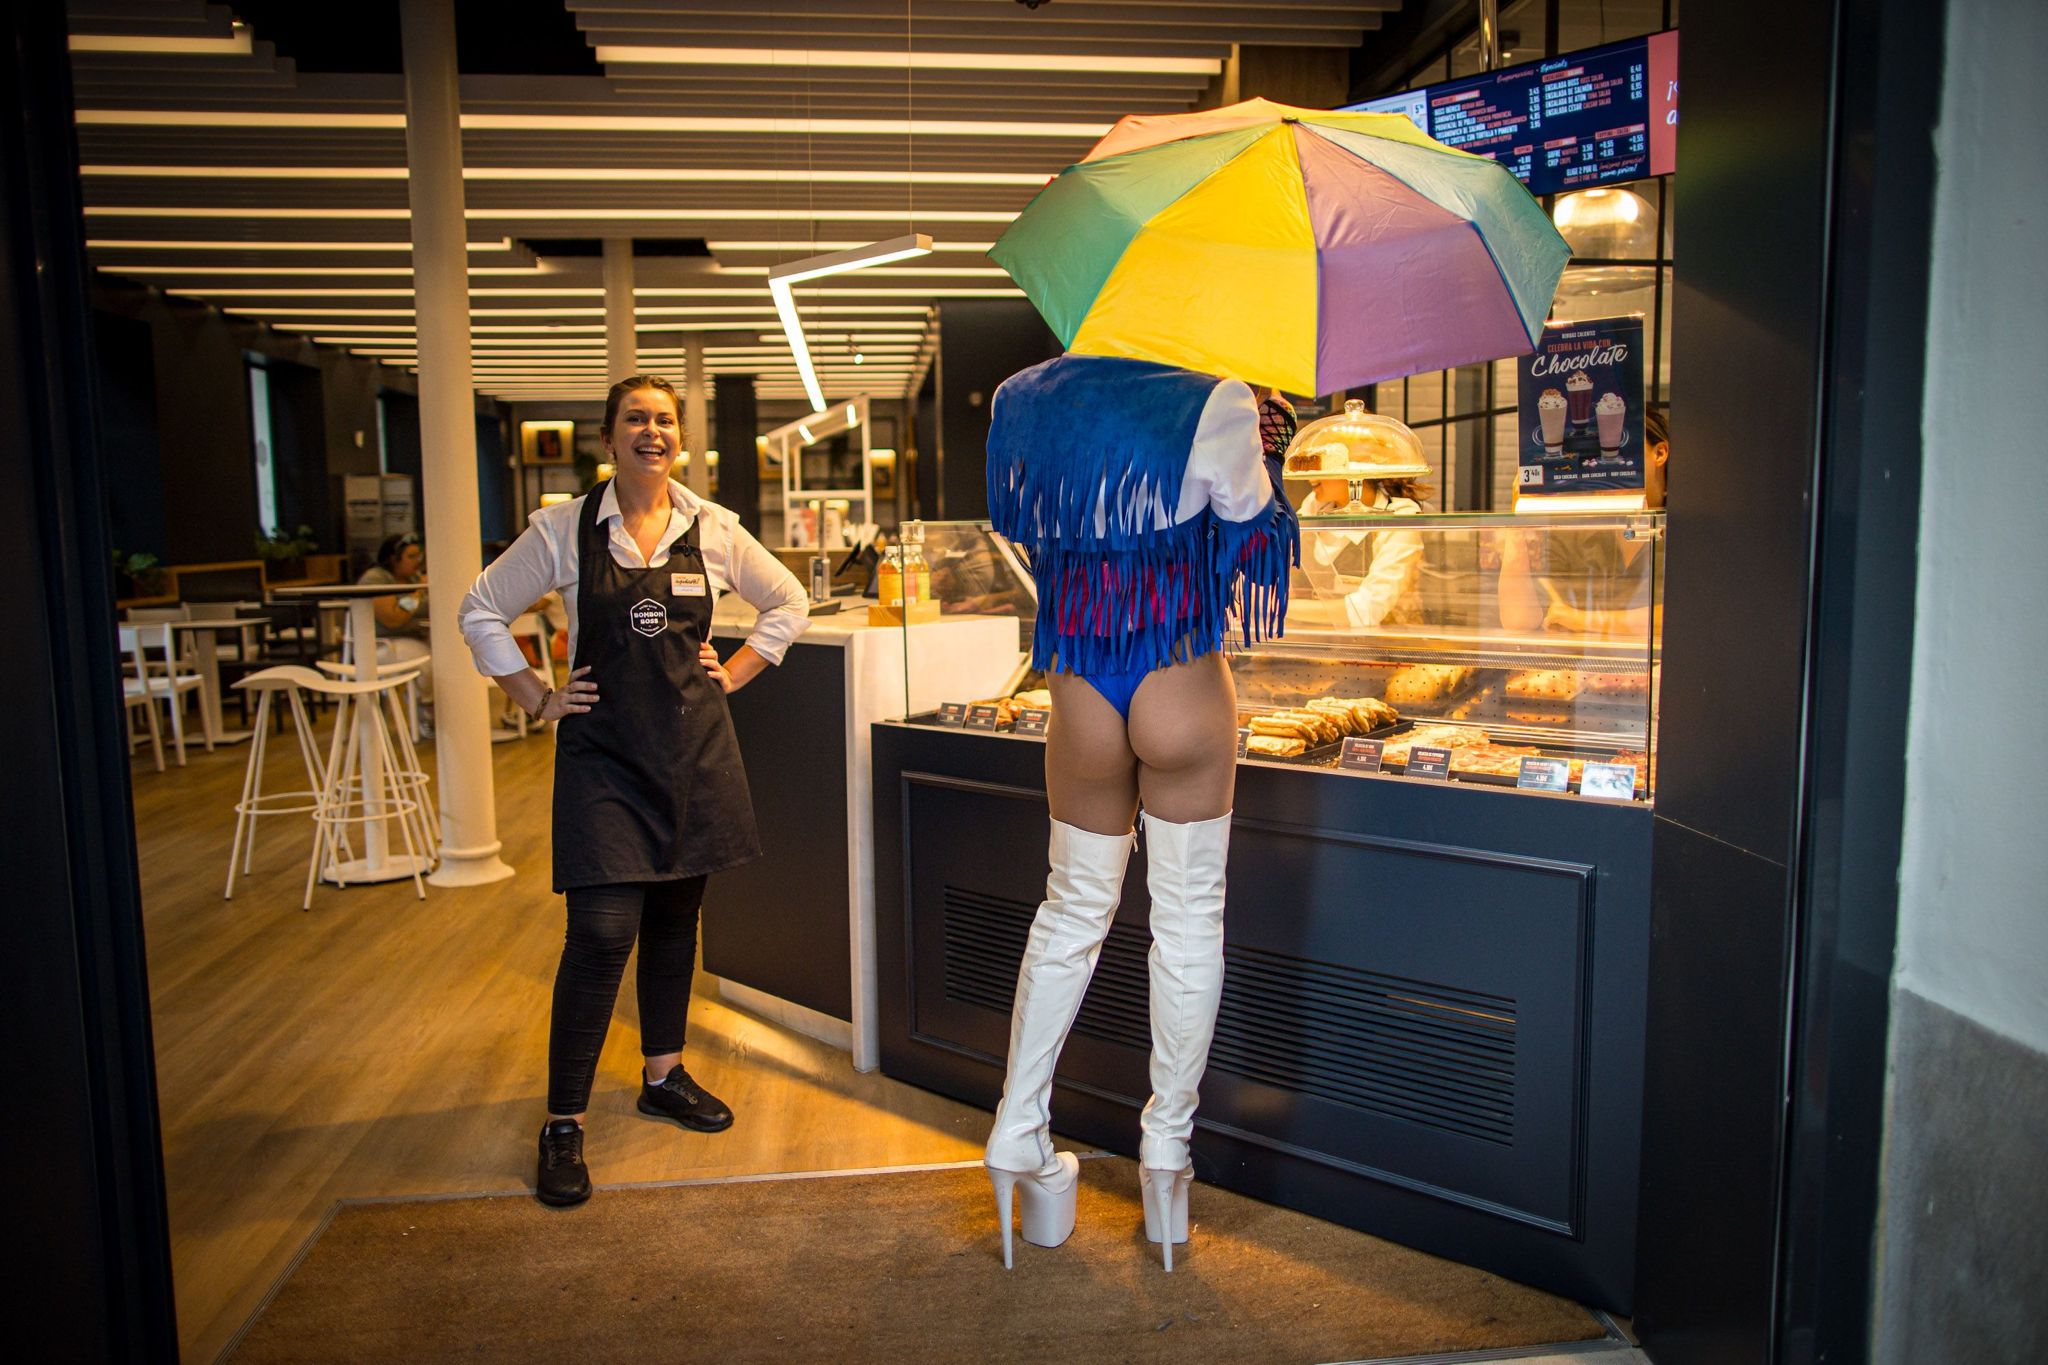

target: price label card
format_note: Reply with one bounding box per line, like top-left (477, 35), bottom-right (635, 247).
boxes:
top-left (1579, 761), bottom-right (1640, 800)
top-left (1235, 728), bottom-right (1250, 759)
top-left (1339, 737), bottom-right (1385, 772)
top-left (936, 702), bottom-right (968, 727)
top-left (1405, 745), bottom-right (1453, 780)
top-left (965, 703), bottom-right (1004, 731)
top-left (1015, 708), bottom-right (1050, 736)
top-left (1516, 756), bottom-right (1571, 792)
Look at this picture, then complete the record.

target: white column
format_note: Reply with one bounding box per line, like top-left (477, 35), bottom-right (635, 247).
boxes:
top-left (603, 237), bottom-right (637, 382)
top-left (683, 332), bottom-right (711, 495)
top-left (402, 0), bottom-right (512, 887)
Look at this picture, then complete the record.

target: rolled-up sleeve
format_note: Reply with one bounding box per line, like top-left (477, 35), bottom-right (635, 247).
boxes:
top-left (459, 514), bottom-right (564, 677)
top-left (721, 517), bottom-right (810, 665)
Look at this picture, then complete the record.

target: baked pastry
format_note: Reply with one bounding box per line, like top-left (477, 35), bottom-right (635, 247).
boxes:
top-left (1245, 735), bottom-right (1308, 759)
top-left (1249, 715), bottom-right (1318, 742)
top-left (1505, 670), bottom-right (1581, 701)
top-left (1583, 672), bottom-right (1648, 695)
top-left (1381, 724), bottom-right (1487, 766)
top-left (1383, 665), bottom-right (1476, 705)
top-left (1450, 744), bottom-right (1542, 777)
top-left (1305, 698), bottom-right (1358, 735)
top-left (1011, 688), bottom-right (1052, 711)
top-left (1282, 710), bottom-right (1341, 744)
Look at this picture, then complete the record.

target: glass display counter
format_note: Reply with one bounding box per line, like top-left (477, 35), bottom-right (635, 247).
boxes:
top-left (889, 511), bottom-right (1662, 803)
top-left (868, 511), bottom-right (1663, 1311)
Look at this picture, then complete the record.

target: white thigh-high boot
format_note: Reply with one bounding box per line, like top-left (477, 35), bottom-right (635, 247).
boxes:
top-left (984, 818), bottom-right (1136, 1268)
top-left (1137, 809), bottom-right (1230, 1271)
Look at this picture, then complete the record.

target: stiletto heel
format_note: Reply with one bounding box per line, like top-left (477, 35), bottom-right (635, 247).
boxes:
top-left (1140, 1165), bottom-right (1193, 1271)
top-left (989, 1168), bottom-right (1018, 1270)
top-left (988, 1152), bottom-right (1080, 1269)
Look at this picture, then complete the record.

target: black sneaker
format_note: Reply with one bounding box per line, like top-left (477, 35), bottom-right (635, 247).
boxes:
top-left (536, 1118), bottom-right (591, 1207)
top-left (638, 1064), bottom-right (734, 1132)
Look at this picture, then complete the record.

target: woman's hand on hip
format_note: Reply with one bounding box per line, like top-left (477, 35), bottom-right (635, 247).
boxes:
top-left (540, 665), bottom-right (599, 720)
top-left (699, 643), bottom-right (735, 693)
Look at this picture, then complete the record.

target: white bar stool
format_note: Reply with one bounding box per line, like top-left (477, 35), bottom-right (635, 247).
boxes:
top-left (302, 666), bottom-right (433, 910)
top-left (224, 665), bottom-right (336, 899)
top-left (339, 618), bottom-right (428, 742)
top-left (317, 657), bottom-right (440, 858)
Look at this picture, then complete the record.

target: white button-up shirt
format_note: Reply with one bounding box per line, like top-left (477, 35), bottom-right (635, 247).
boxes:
top-left (458, 479), bottom-right (810, 679)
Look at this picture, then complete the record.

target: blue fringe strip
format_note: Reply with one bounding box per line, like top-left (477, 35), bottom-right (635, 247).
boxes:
top-left (1211, 477), bottom-right (1301, 650)
top-left (1021, 485), bottom-right (1300, 677)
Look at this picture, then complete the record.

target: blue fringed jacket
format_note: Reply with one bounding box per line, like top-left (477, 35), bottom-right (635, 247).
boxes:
top-left (986, 354), bottom-right (1300, 678)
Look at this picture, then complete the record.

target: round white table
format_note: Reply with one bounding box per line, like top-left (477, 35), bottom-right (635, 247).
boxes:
top-left (168, 614), bottom-right (266, 745)
top-left (271, 582), bottom-right (432, 886)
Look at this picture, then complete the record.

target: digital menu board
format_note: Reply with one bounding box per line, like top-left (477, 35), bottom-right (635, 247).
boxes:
top-left (1347, 31), bottom-right (1678, 198)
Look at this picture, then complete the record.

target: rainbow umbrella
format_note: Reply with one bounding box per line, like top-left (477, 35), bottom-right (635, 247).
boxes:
top-left (992, 98), bottom-right (1569, 396)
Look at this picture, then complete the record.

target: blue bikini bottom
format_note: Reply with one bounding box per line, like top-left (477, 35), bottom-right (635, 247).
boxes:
top-left (1077, 664), bottom-right (1155, 721)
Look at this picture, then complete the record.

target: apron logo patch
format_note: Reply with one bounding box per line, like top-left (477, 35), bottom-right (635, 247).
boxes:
top-left (629, 598), bottom-right (668, 638)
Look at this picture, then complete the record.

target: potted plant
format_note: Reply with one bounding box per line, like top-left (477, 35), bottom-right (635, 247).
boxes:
top-left (112, 549), bottom-right (167, 599)
top-left (255, 525), bottom-right (317, 582)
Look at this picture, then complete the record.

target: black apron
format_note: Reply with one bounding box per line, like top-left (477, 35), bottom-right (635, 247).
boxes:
top-left (551, 482), bottom-right (761, 892)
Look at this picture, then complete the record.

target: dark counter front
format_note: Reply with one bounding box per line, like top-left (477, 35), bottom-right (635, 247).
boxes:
top-left (873, 719), bottom-right (1652, 1312)
top-left (702, 641), bottom-right (851, 1021)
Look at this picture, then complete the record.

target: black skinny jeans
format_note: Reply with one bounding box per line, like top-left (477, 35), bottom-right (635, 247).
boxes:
top-left (548, 876), bottom-right (708, 1116)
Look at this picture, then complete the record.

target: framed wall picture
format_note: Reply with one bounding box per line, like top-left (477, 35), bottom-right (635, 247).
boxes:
top-left (521, 420), bottom-right (574, 465)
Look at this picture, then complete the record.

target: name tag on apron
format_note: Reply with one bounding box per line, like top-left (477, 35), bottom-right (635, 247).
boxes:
top-left (671, 572), bottom-right (707, 597)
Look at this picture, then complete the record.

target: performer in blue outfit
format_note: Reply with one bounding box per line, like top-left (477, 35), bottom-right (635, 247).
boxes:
top-left (980, 353), bottom-right (1298, 1271)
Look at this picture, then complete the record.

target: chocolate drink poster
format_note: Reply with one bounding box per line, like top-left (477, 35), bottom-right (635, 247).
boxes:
top-left (1517, 316), bottom-right (1646, 494)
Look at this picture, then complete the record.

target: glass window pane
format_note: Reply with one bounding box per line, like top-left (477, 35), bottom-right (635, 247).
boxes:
top-left (1450, 34), bottom-right (1483, 78)
top-left (1494, 406), bottom-right (1525, 511)
top-left (1494, 357), bottom-right (1521, 410)
top-left (1450, 414), bottom-right (1493, 511)
top-left (248, 364), bottom-right (277, 536)
top-left (1557, 0), bottom-right (1662, 51)
top-left (1414, 423), bottom-right (1445, 492)
top-left (1406, 368), bottom-right (1447, 425)
top-left (1657, 265), bottom-right (1674, 403)
top-left (1500, 0), bottom-right (1542, 65)
top-left (1550, 264), bottom-right (1657, 324)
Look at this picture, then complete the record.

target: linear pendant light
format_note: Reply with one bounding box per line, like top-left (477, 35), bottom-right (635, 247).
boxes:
top-left (770, 233), bottom-right (932, 412)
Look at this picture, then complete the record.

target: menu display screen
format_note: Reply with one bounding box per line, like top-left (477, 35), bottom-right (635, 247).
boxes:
top-left (1347, 31), bottom-right (1678, 198)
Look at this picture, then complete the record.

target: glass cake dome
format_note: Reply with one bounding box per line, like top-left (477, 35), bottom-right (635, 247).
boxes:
top-left (1279, 399), bottom-right (1429, 481)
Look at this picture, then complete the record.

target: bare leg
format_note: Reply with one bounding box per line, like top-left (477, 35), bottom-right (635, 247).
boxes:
top-left (1127, 652), bottom-right (1238, 820)
top-left (1044, 671), bottom-right (1141, 834)
top-left (1126, 652), bottom-right (1236, 1256)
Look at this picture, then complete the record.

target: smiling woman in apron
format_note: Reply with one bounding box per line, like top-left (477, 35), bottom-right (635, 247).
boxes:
top-left (457, 375), bottom-right (810, 1207)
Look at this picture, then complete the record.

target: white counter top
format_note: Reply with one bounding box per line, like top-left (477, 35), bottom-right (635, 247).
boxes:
top-left (712, 596), bottom-right (1019, 649)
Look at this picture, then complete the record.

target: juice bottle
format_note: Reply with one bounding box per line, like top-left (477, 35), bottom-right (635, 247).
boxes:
top-left (903, 521), bottom-right (930, 603)
top-left (878, 545), bottom-right (904, 610)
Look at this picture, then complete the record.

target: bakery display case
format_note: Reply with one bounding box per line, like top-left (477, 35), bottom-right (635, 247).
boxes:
top-left (887, 510), bottom-right (1662, 804)
top-left (1236, 507), bottom-right (1661, 799)
top-left (871, 510), bottom-right (1665, 1311)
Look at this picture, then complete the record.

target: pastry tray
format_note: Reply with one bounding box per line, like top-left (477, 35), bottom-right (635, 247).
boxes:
top-left (1348, 721), bottom-right (1648, 794)
top-left (1238, 714), bottom-right (1402, 766)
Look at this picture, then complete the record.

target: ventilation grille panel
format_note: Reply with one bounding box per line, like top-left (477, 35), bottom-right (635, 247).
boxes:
top-left (941, 885), bottom-right (1518, 1146)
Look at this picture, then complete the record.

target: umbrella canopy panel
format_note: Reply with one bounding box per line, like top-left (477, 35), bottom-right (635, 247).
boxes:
top-left (993, 103), bottom-right (1569, 396)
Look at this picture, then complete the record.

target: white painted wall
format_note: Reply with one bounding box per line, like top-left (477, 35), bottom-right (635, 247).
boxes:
top-left (1895, 0), bottom-right (2048, 1055)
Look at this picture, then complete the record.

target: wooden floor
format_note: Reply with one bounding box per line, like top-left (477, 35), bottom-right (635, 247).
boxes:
top-left (130, 708), bottom-right (988, 1363)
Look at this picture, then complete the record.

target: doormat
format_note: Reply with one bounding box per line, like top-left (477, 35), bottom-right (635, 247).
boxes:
top-left (229, 1156), bottom-right (1608, 1363)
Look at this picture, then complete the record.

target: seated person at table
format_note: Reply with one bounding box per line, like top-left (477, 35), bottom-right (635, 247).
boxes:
top-left (359, 532), bottom-right (434, 714)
